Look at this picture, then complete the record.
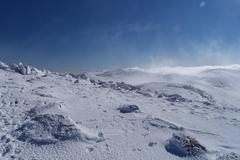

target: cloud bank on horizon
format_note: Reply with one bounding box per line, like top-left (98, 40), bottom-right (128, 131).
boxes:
top-left (0, 0), bottom-right (240, 71)
top-left (128, 64), bottom-right (240, 76)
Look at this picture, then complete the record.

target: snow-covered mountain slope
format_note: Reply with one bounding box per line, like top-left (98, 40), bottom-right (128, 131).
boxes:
top-left (0, 61), bottom-right (240, 160)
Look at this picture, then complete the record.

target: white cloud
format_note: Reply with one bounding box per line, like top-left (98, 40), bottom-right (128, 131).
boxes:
top-left (200, 1), bottom-right (206, 8)
top-left (139, 64), bottom-right (240, 75)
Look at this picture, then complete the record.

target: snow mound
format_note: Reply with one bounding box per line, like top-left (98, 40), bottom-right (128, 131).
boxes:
top-left (14, 114), bottom-right (79, 145)
top-left (165, 133), bottom-right (207, 158)
top-left (216, 153), bottom-right (240, 160)
top-left (13, 114), bottom-right (104, 145)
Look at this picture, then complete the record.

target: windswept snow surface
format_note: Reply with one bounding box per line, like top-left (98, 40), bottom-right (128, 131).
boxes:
top-left (0, 62), bottom-right (240, 160)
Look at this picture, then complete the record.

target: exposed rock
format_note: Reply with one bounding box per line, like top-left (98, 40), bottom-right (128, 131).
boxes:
top-left (136, 90), bottom-right (152, 97)
top-left (203, 101), bottom-right (212, 106)
top-left (97, 80), bottom-right (109, 88)
top-left (158, 93), bottom-right (190, 103)
top-left (70, 73), bottom-right (88, 80)
top-left (89, 79), bottom-right (154, 98)
top-left (165, 133), bottom-right (207, 158)
top-left (115, 82), bottom-right (140, 91)
top-left (79, 74), bottom-right (88, 80)
top-left (90, 79), bottom-right (97, 85)
top-left (1, 62), bottom-right (44, 75)
top-left (118, 105), bottom-right (140, 113)
top-left (17, 63), bottom-right (32, 75)
top-left (146, 117), bottom-right (184, 131)
top-left (148, 142), bottom-right (157, 147)
top-left (169, 84), bottom-right (215, 104)
top-left (74, 80), bottom-right (79, 83)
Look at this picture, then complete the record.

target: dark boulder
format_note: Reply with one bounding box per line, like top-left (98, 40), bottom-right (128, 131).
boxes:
top-left (118, 105), bottom-right (140, 113)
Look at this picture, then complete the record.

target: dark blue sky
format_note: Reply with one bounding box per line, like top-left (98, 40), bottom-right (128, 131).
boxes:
top-left (1, 0), bottom-right (240, 71)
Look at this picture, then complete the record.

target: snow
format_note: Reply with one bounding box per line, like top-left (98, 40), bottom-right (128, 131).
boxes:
top-left (0, 61), bottom-right (240, 159)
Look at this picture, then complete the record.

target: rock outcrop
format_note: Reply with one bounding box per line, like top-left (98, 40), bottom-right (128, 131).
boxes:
top-left (165, 133), bottom-right (207, 158)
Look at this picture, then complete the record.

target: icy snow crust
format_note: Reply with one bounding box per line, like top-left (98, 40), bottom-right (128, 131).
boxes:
top-left (0, 61), bottom-right (240, 160)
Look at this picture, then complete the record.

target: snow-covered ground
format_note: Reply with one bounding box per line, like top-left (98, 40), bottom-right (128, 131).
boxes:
top-left (0, 61), bottom-right (240, 160)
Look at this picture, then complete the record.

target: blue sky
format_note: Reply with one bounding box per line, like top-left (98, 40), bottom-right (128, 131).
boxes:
top-left (1, 0), bottom-right (240, 71)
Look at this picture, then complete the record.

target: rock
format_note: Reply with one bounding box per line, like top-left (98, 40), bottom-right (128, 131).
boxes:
top-left (116, 82), bottom-right (140, 91)
top-left (0, 61), bottom-right (36, 75)
top-left (147, 117), bottom-right (184, 131)
top-left (70, 73), bottom-right (88, 80)
top-left (136, 90), bottom-right (152, 97)
top-left (74, 80), bottom-right (79, 83)
top-left (118, 105), bottom-right (140, 113)
top-left (90, 79), bottom-right (97, 85)
top-left (165, 133), bottom-right (207, 158)
top-left (169, 84), bottom-right (215, 104)
top-left (203, 101), bottom-right (212, 106)
top-left (97, 80), bottom-right (109, 88)
top-left (158, 93), bottom-right (190, 102)
top-left (148, 142), bottom-right (157, 147)
top-left (79, 74), bottom-right (87, 80)
top-left (16, 63), bottom-right (32, 75)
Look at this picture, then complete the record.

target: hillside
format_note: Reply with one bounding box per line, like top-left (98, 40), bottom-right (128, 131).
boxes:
top-left (0, 61), bottom-right (240, 160)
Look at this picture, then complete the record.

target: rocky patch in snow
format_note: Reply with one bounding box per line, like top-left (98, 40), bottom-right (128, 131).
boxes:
top-left (145, 117), bottom-right (184, 131)
top-left (169, 84), bottom-right (215, 105)
top-left (0, 61), bottom-right (45, 75)
top-left (95, 80), bottom-right (140, 91)
top-left (16, 63), bottom-right (32, 75)
top-left (70, 73), bottom-right (88, 80)
top-left (165, 133), bottom-right (207, 158)
top-left (90, 79), bottom-right (154, 97)
top-left (158, 93), bottom-right (191, 103)
top-left (117, 105), bottom-right (140, 113)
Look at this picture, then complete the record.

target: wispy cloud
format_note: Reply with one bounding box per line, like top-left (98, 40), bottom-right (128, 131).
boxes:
top-left (137, 64), bottom-right (240, 75)
top-left (200, 1), bottom-right (206, 8)
top-left (139, 37), bottom-right (240, 70)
